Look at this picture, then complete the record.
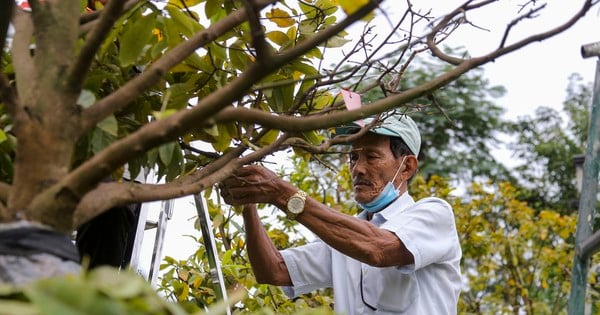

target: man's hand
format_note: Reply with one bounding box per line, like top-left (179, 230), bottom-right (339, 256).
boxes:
top-left (219, 165), bottom-right (291, 206)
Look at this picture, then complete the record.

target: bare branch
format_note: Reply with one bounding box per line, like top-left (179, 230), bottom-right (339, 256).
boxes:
top-left (499, 3), bottom-right (546, 48)
top-left (67, 0), bottom-right (126, 92)
top-left (428, 93), bottom-right (457, 129)
top-left (179, 142), bottom-right (222, 159)
top-left (427, 0), bottom-right (496, 65)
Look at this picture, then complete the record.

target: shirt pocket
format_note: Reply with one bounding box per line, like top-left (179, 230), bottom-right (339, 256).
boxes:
top-left (362, 265), bottom-right (418, 313)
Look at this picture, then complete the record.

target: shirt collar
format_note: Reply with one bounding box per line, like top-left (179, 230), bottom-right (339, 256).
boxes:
top-left (357, 192), bottom-right (415, 223)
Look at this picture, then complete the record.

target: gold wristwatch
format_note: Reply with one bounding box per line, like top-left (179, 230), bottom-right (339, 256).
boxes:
top-left (286, 190), bottom-right (308, 219)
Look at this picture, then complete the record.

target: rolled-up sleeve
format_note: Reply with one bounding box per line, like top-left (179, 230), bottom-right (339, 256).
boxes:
top-left (382, 197), bottom-right (460, 271)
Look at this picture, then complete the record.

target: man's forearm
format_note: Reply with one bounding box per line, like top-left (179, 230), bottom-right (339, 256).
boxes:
top-left (293, 198), bottom-right (413, 267)
top-left (243, 205), bottom-right (292, 286)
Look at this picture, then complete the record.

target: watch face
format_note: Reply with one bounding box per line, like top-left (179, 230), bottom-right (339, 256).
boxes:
top-left (287, 197), bottom-right (305, 214)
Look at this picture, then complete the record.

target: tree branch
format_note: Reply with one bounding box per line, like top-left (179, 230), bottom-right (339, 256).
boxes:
top-left (67, 0), bottom-right (125, 92)
top-left (11, 8), bottom-right (34, 102)
top-left (244, 0), bottom-right (271, 61)
top-left (79, 0), bottom-right (142, 33)
top-left (71, 144), bottom-right (244, 228)
top-left (0, 182), bottom-right (9, 205)
top-left (427, 0), bottom-right (496, 65)
top-left (79, 0), bottom-right (279, 134)
top-left (499, 3), bottom-right (546, 48)
top-left (0, 180), bottom-right (10, 221)
top-left (280, 119), bottom-right (377, 154)
top-left (72, 130), bottom-right (291, 228)
top-left (0, 202), bottom-right (8, 222)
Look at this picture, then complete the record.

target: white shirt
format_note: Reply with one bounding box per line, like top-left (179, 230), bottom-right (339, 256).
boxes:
top-left (280, 192), bottom-right (462, 314)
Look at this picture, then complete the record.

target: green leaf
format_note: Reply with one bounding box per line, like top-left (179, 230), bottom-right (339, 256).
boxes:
top-left (91, 128), bottom-right (116, 154)
top-left (97, 115), bottom-right (118, 137)
top-left (150, 35), bottom-right (168, 59)
top-left (159, 141), bottom-right (177, 166)
top-left (338, 0), bottom-right (369, 15)
top-left (266, 8), bottom-right (295, 27)
top-left (298, 2), bottom-right (317, 19)
top-left (266, 31), bottom-right (290, 47)
top-left (183, 52), bottom-right (212, 73)
top-left (166, 147), bottom-right (183, 181)
top-left (89, 269), bottom-right (149, 302)
top-left (0, 300), bottom-right (39, 315)
top-left (25, 278), bottom-right (94, 315)
top-left (305, 47), bottom-right (322, 59)
top-left (290, 60), bottom-right (318, 76)
top-left (0, 130), bottom-right (6, 144)
top-left (168, 0), bottom-right (204, 7)
top-left (322, 34), bottom-right (350, 48)
top-left (119, 13), bottom-right (157, 66)
top-left (211, 124), bottom-right (231, 152)
top-left (228, 44), bottom-right (251, 70)
top-left (257, 129), bottom-right (280, 146)
top-left (165, 5), bottom-right (196, 37)
top-left (208, 43), bottom-right (226, 65)
top-left (303, 130), bottom-right (323, 145)
top-left (205, 0), bottom-right (224, 21)
top-left (152, 109), bottom-right (177, 120)
top-left (163, 17), bottom-right (183, 48)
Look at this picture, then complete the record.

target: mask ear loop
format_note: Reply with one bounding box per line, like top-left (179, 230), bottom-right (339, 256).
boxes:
top-left (390, 156), bottom-right (408, 190)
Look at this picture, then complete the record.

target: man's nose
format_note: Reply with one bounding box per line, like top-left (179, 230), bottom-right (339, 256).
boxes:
top-left (350, 157), bottom-right (366, 177)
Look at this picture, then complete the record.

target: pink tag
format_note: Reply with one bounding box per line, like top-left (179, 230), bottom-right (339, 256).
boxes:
top-left (340, 89), bottom-right (364, 127)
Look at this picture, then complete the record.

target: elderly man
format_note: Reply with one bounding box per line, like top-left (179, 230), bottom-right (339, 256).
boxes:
top-left (219, 112), bottom-right (462, 314)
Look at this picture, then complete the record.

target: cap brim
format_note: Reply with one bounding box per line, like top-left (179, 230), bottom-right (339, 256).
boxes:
top-left (334, 123), bottom-right (362, 136)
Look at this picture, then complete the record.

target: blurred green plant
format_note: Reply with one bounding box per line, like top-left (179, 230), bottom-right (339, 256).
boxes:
top-left (0, 266), bottom-right (244, 315)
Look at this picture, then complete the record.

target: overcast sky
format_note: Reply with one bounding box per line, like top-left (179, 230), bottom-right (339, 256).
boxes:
top-left (414, 1), bottom-right (599, 119)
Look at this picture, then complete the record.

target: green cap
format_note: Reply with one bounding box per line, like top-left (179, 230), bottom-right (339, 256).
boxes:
top-left (336, 112), bottom-right (421, 156)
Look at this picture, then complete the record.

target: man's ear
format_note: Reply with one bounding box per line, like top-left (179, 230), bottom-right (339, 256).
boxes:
top-left (402, 155), bottom-right (418, 179)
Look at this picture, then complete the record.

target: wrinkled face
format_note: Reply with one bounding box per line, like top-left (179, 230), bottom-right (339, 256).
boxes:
top-left (348, 133), bottom-right (403, 204)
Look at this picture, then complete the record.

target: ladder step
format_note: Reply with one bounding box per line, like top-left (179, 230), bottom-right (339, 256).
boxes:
top-left (145, 220), bottom-right (158, 230)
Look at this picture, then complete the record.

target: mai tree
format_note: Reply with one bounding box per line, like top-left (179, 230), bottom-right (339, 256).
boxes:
top-left (0, 0), bottom-right (596, 285)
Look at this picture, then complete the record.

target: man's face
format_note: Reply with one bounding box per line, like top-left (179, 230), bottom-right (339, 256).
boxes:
top-left (348, 132), bottom-right (403, 204)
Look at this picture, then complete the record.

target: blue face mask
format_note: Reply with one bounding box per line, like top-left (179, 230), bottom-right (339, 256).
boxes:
top-left (356, 157), bottom-right (407, 213)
